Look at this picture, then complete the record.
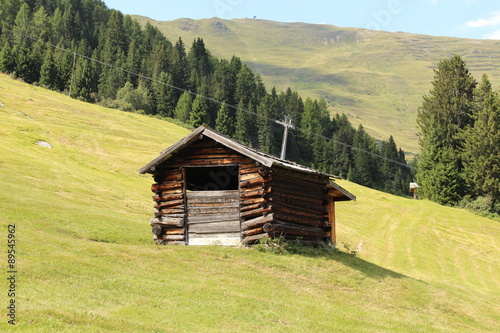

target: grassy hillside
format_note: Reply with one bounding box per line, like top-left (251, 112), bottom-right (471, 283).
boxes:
top-left (0, 74), bottom-right (498, 332)
top-left (134, 16), bottom-right (500, 153)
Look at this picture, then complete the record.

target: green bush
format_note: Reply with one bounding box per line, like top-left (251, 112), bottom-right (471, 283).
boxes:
top-left (458, 195), bottom-right (500, 219)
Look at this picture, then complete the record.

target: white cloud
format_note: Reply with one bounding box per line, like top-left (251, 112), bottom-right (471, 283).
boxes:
top-left (484, 29), bottom-right (500, 40)
top-left (466, 11), bottom-right (500, 28)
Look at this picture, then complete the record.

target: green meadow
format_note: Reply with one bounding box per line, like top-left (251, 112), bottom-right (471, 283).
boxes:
top-left (0, 74), bottom-right (498, 332)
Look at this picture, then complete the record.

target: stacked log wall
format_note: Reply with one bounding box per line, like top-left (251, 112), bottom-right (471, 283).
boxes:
top-left (154, 139), bottom-right (252, 169)
top-left (150, 168), bottom-right (186, 245)
top-left (265, 171), bottom-right (330, 246)
top-left (239, 164), bottom-right (274, 244)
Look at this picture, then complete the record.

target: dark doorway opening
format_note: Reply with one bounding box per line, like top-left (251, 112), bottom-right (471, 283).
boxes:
top-left (185, 166), bottom-right (239, 191)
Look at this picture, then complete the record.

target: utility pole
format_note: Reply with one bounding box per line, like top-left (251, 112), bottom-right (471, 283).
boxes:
top-left (275, 115), bottom-right (294, 160)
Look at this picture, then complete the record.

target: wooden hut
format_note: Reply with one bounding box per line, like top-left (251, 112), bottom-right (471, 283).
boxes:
top-left (139, 126), bottom-right (355, 246)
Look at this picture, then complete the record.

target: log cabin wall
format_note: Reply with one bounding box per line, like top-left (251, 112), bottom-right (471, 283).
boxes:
top-left (240, 167), bottom-right (331, 246)
top-left (266, 170), bottom-right (330, 246)
top-left (149, 137), bottom-right (255, 245)
top-left (263, 169), bottom-right (331, 245)
top-left (150, 167), bottom-right (186, 245)
top-left (239, 164), bottom-right (274, 244)
top-left (149, 158), bottom-right (332, 246)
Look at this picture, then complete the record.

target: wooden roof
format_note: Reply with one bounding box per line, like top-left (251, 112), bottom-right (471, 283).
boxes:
top-left (327, 181), bottom-right (357, 201)
top-left (139, 126), bottom-right (355, 201)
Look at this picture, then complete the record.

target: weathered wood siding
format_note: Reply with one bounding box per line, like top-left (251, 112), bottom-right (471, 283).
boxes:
top-left (240, 167), bottom-right (330, 246)
top-left (186, 190), bottom-right (240, 245)
top-left (239, 164), bottom-right (273, 244)
top-left (150, 138), bottom-right (251, 245)
top-left (266, 171), bottom-right (330, 246)
top-left (150, 168), bottom-right (186, 245)
top-left (154, 138), bottom-right (253, 170)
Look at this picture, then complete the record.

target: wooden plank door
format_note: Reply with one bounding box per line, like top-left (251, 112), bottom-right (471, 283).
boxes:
top-left (186, 190), bottom-right (241, 246)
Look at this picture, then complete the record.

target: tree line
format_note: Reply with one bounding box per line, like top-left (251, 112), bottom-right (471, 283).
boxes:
top-left (417, 55), bottom-right (500, 215)
top-left (0, 0), bottom-right (413, 195)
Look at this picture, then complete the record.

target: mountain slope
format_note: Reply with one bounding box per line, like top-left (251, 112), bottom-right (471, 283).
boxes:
top-left (134, 16), bottom-right (500, 153)
top-left (0, 74), bottom-right (498, 331)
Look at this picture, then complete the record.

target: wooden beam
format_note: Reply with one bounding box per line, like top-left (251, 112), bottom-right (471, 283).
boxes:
top-left (327, 199), bottom-right (336, 244)
top-left (153, 193), bottom-right (184, 203)
top-left (151, 182), bottom-right (183, 192)
top-left (241, 213), bottom-right (274, 230)
top-left (241, 233), bottom-right (268, 244)
top-left (150, 217), bottom-right (185, 228)
top-left (273, 211), bottom-right (324, 227)
top-left (241, 227), bottom-right (264, 237)
top-left (155, 199), bottom-right (185, 209)
top-left (240, 206), bottom-right (273, 219)
top-left (262, 222), bottom-right (327, 238)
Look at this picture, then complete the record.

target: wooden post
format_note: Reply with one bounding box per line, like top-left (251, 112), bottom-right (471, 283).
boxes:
top-left (327, 198), bottom-right (336, 244)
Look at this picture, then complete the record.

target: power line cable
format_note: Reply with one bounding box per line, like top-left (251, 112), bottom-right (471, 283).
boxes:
top-left (1, 25), bottom-right (414, 170)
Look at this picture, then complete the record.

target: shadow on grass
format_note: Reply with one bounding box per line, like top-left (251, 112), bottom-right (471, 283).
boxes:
top-left (255, 240), bottom-right (409, 280)
top-left (325, 251), bottom-right (408, 280)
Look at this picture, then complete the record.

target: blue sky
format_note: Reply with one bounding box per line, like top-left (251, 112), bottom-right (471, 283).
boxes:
top-left (104, 0), bottom-right (500, 40)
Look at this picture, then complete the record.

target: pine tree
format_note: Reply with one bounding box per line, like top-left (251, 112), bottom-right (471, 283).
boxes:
top-left (215, 102), bottom-right (233, 136)
top-left (190, 95), bottom-right (210, 127)
top-left (70, 40), bottom-right (97, 102)
top-left (32, 6), bottom-right (50, 40)
top-left (154, 72), bottom-right (176, 117)
top-left (462, 74), bottom-right (500, 211)
top-left (125, 39), bottom-right (141, 87)
top-left (329, 114), bottom-right (354, 179)
top-left (380, 136), bottom-right (400, 192)
top-left (234, 99), bottom-right (253, 146)
top-left (98, 10), bottom-right (127, 99)
top-left (0, 38), bottom-right (15, 73)
top-left (300, 98), bottom-right (331, 167)
top-left (282, 89), bottom-right (304, 163)
top-left (12, 3), bottom-right (38, 82)
top-left (351, 125), bottom-right (372, 186)
top-left (53, 40), bottom-right (74, 92)
top-left (170, 37), bottom-right (188, 98)
top-left (174, 92), bottom-right (192, 123)
top-left (71, 57), bottom-right (96, 102)
top-left (39, 49), bottom-right (57, 89)
top-left (417, 55), bottom-right (477, 205)
top-left (234, 64), bottom-right (256, 107)
top-left (188, 38), bottom-right (212, 90)
top-left (211, 59), bottom-right (236, 106)
top-left (147, 41), bottom-right (170, 79)
top-left (60, 3), bottom-right (82, 41)
top-left (257, 95), bottom-right (274, 154)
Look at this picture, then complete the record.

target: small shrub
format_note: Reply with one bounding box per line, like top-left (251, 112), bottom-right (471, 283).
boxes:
top-left (458, 196), bottom-right (500, 219)
top-left (255, 236), bottom-right (291, 255)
